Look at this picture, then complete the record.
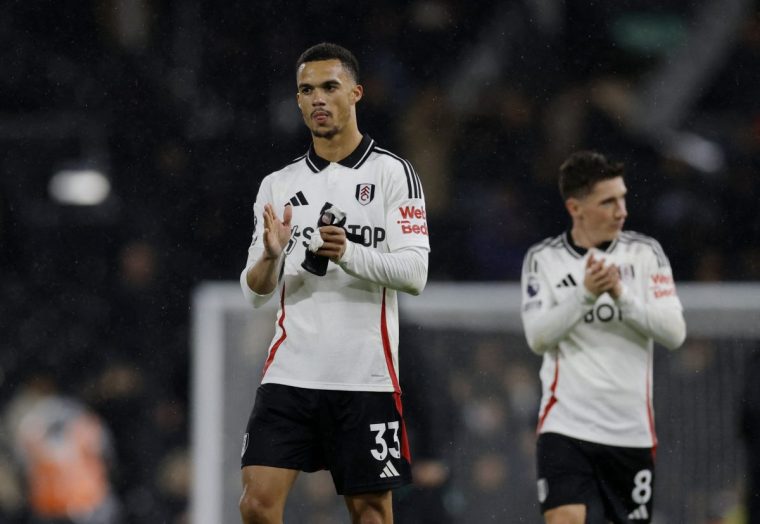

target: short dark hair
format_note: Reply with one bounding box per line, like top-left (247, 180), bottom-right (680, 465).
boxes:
top-left (296, 42), bottom-right (360, 83)
top-left (558, 150), bottom-right (625, 200)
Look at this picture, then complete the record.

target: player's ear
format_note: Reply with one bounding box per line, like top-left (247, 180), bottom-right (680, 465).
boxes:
top-left (565, 197), bottom-right (581, 219)
top-left (351, 84), bottom-right (363, 104)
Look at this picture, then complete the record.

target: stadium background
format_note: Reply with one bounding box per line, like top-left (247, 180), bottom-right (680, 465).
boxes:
top-left (0, 0), bottom-right (759, 523)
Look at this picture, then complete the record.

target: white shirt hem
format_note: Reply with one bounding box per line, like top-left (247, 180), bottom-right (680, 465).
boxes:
top-left (262, 376), bottom-right (396, 392)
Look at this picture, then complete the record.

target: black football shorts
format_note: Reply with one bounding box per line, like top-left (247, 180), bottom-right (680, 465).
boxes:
top-left (241, 383), bottom-right (412, 495)
top-left (536, 432), bottom-right (655, 523)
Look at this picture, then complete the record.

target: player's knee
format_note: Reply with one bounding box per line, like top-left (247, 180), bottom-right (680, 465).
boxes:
top-left (350, 507), bottom-right (385, 524)
top-left (347, 497), bottom-right (390, 524)
top-left (239, 492), bottom-right (279, 524)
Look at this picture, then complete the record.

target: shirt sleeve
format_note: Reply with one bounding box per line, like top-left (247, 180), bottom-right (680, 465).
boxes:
top-left (520, 249), bottom-right (596, 355)
top-left (338, 244), bottom-right (428, 295)
top-left (614, 240), bottom-right (686, 350)
top-left (383, 158), bottom-right (431, 252)
top-left (240, 175), bottom-right (278, 308)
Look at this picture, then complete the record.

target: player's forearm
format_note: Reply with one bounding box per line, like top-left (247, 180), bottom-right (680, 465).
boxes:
top-left (337, 244), bottom-right (428, 295)
top-left (240, 252), bottom-right (282, 307)
top-left (615, 289), bottom-right (686, 350)
top-left (247, 256), bottom-right (280, 293)
top-left (523, 286), bottom-right (595, 354)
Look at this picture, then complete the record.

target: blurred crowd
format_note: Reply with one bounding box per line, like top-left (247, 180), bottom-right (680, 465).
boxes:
top-left (1, 0), bottom-right (759, 522)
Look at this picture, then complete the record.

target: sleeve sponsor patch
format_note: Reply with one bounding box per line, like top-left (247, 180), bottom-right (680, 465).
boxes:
top-left (650, 273), bottom-right (676, 298)
top-left (396, 205), bottom-right (428, 236)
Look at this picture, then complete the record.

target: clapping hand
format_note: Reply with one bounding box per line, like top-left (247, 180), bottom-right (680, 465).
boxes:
top-left (584, 253), bottom-right (622, 298)
top-left (262, 203), bottom-right (292, 260)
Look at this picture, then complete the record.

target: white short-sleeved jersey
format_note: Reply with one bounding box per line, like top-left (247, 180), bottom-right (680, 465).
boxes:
top-left (242, 135), bottom-right (430, 392)
top-left (521, 231), bottom-right (683, 447)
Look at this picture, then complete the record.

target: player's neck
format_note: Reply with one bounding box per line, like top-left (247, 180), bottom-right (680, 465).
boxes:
top-left (571, 225), bottom-right (606, 250)
top-left (312, 126), bottom-right (363, 163)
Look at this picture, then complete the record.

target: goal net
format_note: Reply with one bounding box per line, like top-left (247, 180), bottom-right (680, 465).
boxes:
top-left (191, 282), bottom-right (760, 524)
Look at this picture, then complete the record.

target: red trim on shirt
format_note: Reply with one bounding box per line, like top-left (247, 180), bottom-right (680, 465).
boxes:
top-left (262, 285), bottom-right (287, 377)
top-left (380, 289), bottom-right (411, 462)
top-left (537, 353), bottom-right (560, 433)
top-left (646, 351), bottom-right (658, 454)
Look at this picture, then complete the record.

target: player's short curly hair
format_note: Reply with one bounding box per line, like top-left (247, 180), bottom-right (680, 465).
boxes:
top-left (296, 43), bottom-right (360, 83)
top-left (559, 150), bottom-right (625, 200)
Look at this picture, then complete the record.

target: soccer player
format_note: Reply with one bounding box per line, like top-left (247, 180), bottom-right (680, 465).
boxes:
top-left (238, 43), bottom-right (429, 524)
top-left (520, 151), bottom-right (686, 524)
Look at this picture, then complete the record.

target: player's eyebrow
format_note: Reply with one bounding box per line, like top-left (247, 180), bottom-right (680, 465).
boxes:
top-left (600, 190), bottom-right (626, 204)
top-left (298, 79), bottom-right (342, 90)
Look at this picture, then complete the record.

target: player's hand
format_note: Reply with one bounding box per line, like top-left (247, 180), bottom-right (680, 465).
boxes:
top-left (315, 225), bottom-right (347, 262)
top-left (607, 265), bottom-right (623, 299)
top-left (584, 253), bottom-right (617, 297)
top-left (262, 203), bottom-right (292, 260)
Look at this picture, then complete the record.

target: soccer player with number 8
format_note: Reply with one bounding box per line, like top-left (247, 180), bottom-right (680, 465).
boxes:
top-left (520, 151), bottom-right (686, 523)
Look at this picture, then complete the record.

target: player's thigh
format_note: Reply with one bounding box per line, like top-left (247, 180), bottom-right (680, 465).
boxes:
top-left (241, 384), bottom-right (325, 472)
top-left (594, 444), bottom-right (655, 523)
top-left (344, 490), bottom-right (393, 524)
top-left (543, 504), bottom-right (585, 524)
top-left (325, 390), bottom-right (412, 496)
top-left (542, 497), bottom-right (606, 524)
top-left (240, 465), bottom-right (299, 511)
top-left (536, 433), bottom-right (599, 514)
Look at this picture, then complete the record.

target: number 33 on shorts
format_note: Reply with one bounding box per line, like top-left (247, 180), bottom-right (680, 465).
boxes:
top-left (369, 421), bottom-right (401, 461)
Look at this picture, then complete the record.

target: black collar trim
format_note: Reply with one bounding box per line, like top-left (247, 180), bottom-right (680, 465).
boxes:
top-left (563, 230), bottom-right (617, 258)
top-left (305, 134), bottom-right (374, 173)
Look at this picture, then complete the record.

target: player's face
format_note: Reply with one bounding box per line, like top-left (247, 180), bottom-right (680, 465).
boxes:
top-left (296, 59), bottom-right (362, 139)
top-left (571, 177), bottom-right (628, 243)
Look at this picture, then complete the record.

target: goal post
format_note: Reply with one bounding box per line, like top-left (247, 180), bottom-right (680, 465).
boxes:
top-left (191, 282), bottom-right (760, 523)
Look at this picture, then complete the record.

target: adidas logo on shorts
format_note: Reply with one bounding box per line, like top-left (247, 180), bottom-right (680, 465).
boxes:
top-left (628, 504), bottom-right (649, 520)
top-left (379, 460), bottom-right (400, 478)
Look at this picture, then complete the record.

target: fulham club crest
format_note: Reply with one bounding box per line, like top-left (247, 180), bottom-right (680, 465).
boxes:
top-left (355, 183), bottom-right (375, 206)
top-left (619, 263), bottom-right (635, 282)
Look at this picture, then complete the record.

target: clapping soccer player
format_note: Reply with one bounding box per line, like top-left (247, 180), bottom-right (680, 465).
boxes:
top-left (520, 151), bottom-right (686, 523)
top-left (238, 43), bottom-right (429, 524)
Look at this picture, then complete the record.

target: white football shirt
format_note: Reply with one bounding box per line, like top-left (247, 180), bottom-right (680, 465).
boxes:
top-left (521, 231), bottom-right (686, 447)
top-left (241, 135), bottom-right (430, 392)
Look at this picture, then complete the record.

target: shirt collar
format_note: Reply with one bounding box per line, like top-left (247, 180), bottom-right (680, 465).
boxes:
top-left (305, 134), bottom-right (374, 173)
top-left (563, 230), bottom-right (617, 258)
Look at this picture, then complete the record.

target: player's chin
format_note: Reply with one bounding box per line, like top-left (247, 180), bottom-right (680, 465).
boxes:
top-left (311, 125), bottom-right (339, 139)
top-left (605, 228), bottom-right (623, 241)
